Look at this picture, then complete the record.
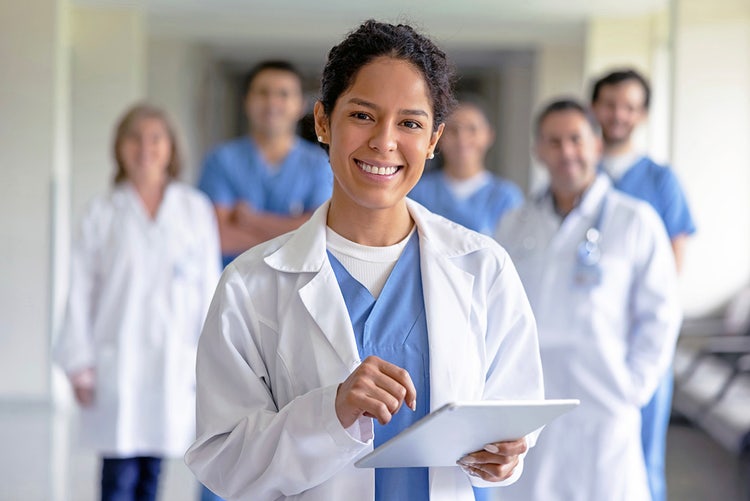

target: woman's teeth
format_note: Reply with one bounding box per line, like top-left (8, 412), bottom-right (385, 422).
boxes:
top-left (358, 161), bottom-right (398, 176)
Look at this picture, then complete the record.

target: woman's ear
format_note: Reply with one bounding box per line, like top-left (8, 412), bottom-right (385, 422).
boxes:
top-left (427, 122), bottom-right (445, 158)
top-left (313, 101), bottom-right (330, 144)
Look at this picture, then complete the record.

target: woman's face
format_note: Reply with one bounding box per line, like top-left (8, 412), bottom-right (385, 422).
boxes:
top-left (315, 56), bottom-right (443, 214)
top-left (439, 104), bottom-right (494, 177)
top-left (120, 117), bottom-right (172, 187)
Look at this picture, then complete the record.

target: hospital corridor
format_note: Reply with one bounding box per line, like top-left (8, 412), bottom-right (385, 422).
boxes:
top-left (3, 0), bottom-right (750, 500)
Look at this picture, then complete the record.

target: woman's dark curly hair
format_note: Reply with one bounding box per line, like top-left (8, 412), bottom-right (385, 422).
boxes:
top-left (319, 20), bottom-right (456, 134)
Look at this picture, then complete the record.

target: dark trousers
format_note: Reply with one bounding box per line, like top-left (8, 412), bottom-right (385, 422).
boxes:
top-left (101, 456), bottom-right (162, 501)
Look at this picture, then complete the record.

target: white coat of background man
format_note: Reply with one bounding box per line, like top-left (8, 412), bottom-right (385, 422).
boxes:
top-left (494, 99), bottom-right (682, 501)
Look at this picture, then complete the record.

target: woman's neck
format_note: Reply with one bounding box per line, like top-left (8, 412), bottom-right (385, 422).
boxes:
top-left (326, 198), bottom-right (413, 247)
top-left (132, 179), bottom-right (166, 219)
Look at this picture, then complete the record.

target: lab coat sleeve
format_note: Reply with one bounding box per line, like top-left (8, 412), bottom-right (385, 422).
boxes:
top-left (184, 267), bottom-right (372, 500)
top-left (52, 205), bottom-right (99, 375)
top-left (626, 208), bottom-right (682, 406)
top-left (471, 250), bottom-right (544, 488)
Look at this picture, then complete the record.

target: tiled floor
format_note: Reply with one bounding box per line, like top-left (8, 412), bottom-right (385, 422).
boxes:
top-left (0, 403), bottom-right (746, 501)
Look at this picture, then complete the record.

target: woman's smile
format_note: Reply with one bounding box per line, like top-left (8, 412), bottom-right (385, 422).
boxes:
top-left (354, 159), bottom-right (402, 177)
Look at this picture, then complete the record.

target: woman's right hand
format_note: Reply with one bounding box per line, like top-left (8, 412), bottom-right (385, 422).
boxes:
top-left (70, 367), bottom-right (96, 407)
top-left (335, 356), bottom-right (417, 428)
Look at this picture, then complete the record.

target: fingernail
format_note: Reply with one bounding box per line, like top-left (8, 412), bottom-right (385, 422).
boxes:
top-left (460, 455), bottom-right (477, 464)
top-left (410, 399), bottom-right (417, 411)
top-left (484, 444), bottom-right (499, 453)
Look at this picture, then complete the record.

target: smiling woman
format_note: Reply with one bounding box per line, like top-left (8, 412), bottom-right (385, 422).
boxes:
top-left (185, 20), bottom-right (544, 501)
top-left (315, 57), bottom-right (443, 245)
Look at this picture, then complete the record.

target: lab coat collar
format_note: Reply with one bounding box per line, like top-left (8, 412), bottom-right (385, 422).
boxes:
top-left (536, 173), bottom-right (611, 221)
top-left (264, 201), bottom-right (331, 273)
top-left (264, 198), bottom-right (493, 273)
top-left (264, 197), bottom-right (487, 403)
top-left (576, 174), bottom-right (611, 219)
top-left (117, 180), bottom-right (179, 226)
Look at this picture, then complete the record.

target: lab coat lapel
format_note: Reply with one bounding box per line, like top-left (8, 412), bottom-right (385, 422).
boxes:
top-left (550, 174), bottom-right (610, 249)
top-left (420, 242), bottom-right (474, 410)
top-left (298, 264), bottom-right (361, 371)
top-left (408, 200), bottom-right (477, 411)
top-left (265, 202), bottom-right (361, 371)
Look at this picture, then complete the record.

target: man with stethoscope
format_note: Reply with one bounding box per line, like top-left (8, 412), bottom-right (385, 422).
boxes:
top-left (494, 99), bottom-right (682, 501)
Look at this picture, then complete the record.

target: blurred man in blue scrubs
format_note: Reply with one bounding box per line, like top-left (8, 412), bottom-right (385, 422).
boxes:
top-left (199, 60), bottom-right (332, 268)
top-left (408, 99), bottom-right (523, 235)
top-left (197, 60), bottom-right (332, 501)
top-left (592, 68), bottom-right (696, 501)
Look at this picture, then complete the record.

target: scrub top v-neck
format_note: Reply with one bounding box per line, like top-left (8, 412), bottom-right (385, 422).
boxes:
top-left (328, 232), bottom-right (430, 501)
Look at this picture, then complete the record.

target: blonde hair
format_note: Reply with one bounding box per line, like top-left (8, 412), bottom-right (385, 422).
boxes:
top-left (112, 103), bottom-right (182, 185)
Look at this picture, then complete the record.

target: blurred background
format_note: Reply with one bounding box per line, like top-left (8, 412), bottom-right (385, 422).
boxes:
top-left (1, 0), bottom-right (749, 499)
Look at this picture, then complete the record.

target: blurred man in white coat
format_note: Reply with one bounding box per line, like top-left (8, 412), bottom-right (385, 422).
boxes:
top-left (494, 99), bottom-right (681, 501)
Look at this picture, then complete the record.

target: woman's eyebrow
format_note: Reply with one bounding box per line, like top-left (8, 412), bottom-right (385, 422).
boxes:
top-left (347, 97), bottom-right (428, 118)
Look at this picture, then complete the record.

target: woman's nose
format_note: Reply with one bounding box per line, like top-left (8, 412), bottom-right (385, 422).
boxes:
top-left (368, 122), bottom-right (397, 152)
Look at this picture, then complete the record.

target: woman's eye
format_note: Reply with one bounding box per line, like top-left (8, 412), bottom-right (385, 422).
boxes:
top-left (402, 120), bottom-right (422, 130)
top-left (351, 112), bottom-right (371, 121)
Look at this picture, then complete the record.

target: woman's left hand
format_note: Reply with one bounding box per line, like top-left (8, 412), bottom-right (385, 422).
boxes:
top-left (456, 437), bottom-right (527, 482)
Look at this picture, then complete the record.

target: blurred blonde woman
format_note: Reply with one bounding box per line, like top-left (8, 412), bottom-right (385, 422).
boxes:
top-left (54, 103), bottom-right (221, 501)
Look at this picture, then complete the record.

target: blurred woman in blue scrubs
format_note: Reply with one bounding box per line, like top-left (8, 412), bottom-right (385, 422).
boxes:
top-left (408, 100), bottom-right (523, 235)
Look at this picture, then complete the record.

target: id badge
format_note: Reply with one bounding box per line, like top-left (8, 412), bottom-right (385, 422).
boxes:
top-left (574, 239), bottom-right (602, 287)
top-left (574, 261), bottom-right (602, 287)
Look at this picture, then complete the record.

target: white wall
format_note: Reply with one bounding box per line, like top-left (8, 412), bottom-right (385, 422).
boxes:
top-left (0, 0), bottom-right (70, 401)
top-left (70, 5), bottom-right (147, 222)
top-left (672, 0), bottom-right (750, 315)
top-left (530, 42), bottom-right (586, 190)
top-left (533, 43), bottom-right (586, 107)
top-left (147, 38), bottom-right (214, 184)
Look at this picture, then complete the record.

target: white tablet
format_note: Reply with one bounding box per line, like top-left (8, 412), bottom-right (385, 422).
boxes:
top-left (354, 399), bottom-right (579, 468)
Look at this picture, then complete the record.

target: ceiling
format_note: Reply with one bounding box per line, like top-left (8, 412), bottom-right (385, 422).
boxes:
top-left (73, 0), bottom-right (670, 64)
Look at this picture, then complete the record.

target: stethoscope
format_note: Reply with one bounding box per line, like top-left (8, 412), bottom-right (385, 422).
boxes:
top-left (573, 198), bottom-right (607, 286)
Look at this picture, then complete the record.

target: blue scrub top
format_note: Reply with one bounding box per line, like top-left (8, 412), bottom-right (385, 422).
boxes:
top-left (328, 233), bottom-right (430, 501)
top-left (608, 156), bottom-right (696, 238)
top-left (408, 170), bottom-right (523, 235)
top-left (198, 136), bottom-right (333, 266)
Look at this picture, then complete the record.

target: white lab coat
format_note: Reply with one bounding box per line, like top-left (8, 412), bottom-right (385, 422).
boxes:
top-left (54, 182), bottom-right (221, 457)
top-left (494, 175), bottom-right (682, 501)
top-left (184, 199), bottom-right (544, 501)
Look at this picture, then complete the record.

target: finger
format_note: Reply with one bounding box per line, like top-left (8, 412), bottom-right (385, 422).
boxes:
top-left (460, 451), bottom-right (517, 466)
top-left (74, 387), bottom-right (94, 407)
top-left (346, 366), bottom-right (407, 415)
top-left (358, 395), bottom-right (400, 425)
top-left (369, 357), bottom-right (417, 410)
top-left (460, 455), bottom-right (519, 482)
top-left (483, 437), bottom-right (528, 456)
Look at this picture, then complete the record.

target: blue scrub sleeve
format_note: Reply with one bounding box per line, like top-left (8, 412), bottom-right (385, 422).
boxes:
top-left (659, 169), bottom-right (696, 238)
top-left (198, 152), bottom-right (236, 208)
top-left (506, 183), bottom-right (525, 210)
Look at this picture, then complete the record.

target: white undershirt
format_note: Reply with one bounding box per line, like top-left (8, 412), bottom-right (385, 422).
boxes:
top-left (444, 171), bottom-right (491, 200)
top-left (600, 151), bottom-right (642, 182)
top-left (326, 225), bottom-right (416, 298)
